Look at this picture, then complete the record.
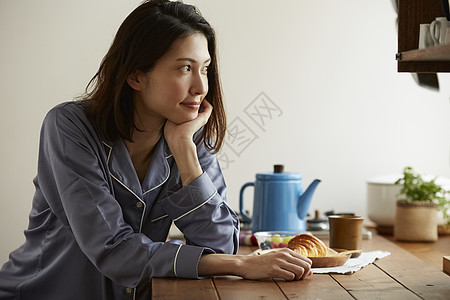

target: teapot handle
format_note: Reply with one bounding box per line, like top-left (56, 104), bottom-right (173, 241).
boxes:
top-left (239, 182), bottom-right (254, 223)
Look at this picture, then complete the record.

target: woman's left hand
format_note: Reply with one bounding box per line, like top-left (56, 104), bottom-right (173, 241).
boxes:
top-left (163, 99), bottom-right (213, 186)
top-left (164, 99), bottom-right (213, 150)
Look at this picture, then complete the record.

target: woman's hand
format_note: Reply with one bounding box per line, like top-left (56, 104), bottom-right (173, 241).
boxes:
top-left (163, 100), bottom-right (213, 186)
top-left (198, 248), bottom-right (313, 281)
top-left (239, 248), bottom-right (312, 281)
top-left (164, 100), bottom-right (213, 151)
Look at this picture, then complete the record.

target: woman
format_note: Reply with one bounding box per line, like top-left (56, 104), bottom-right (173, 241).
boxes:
top-left (0, 1), bottom-right (312, 299)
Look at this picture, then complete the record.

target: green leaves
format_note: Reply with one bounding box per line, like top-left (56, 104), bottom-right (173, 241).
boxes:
top-left (395, 166), bottom-right (449, 224)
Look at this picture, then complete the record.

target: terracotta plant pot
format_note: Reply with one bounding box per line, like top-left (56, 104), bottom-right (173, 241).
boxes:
top-left (394, 200), bottom-right (438, 242)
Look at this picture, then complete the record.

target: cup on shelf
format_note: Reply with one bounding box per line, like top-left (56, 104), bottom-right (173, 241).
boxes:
top-left (419, 24), bottom-right (434, 49)
top-left (430, 17), bottom-right (450, 45)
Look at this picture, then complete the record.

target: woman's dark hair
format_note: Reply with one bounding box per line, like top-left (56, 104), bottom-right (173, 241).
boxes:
top-left (82, 0), bottom-right (226, 153)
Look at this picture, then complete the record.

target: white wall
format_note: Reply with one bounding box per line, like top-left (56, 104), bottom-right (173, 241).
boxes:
top-left (1, 0), bottom-right (449, 263)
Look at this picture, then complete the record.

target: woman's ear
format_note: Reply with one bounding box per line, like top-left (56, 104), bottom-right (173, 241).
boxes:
top-left (126, 70), bottom-right (145, 91)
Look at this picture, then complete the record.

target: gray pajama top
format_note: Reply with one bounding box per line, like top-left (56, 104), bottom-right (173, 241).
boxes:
top-left (0, 101), bottom-right (239, 300)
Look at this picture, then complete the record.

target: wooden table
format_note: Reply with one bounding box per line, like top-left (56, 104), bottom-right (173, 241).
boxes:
top-left (152, 233), bottom-right (450, 299)
top-left (384, 234), bottom-right (449, 271)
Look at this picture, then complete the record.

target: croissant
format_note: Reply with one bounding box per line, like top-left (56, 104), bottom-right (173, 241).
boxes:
top-left (287, 234), bottom-right (328, 257)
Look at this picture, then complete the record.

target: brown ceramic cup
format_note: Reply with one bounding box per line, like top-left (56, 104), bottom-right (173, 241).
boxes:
top-left (328, 215), bottom-right (364, 258)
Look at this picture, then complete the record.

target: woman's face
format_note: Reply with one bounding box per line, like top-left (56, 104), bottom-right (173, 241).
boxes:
top-left (132, 33), bottom-right (211, 127)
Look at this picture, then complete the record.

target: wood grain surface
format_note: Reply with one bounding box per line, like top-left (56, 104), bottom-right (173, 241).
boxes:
top-left (152, 233), bottom-right (450, 299)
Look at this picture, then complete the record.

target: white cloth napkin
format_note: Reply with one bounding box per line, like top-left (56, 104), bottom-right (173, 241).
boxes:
top-left (312, 250), bottom-right (391, 274)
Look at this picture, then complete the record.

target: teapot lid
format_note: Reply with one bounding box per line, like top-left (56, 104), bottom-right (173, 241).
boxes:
top-left (256, 165), bottom-right (302, 181)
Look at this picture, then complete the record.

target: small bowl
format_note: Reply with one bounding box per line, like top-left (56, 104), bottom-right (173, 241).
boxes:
top-left (253, 231), bottom-right (299, 250)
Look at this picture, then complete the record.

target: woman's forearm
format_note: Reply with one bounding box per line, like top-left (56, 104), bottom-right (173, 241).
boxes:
top-left (170, 141), bottom-right (203, 186)
top-left (198, 253), bottom-right (244, 277)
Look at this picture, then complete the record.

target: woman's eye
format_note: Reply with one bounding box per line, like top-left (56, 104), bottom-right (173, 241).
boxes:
top-left (180, 65), bottom-right (191, 71)
top-left (179, 64), bottom-right (208, 74)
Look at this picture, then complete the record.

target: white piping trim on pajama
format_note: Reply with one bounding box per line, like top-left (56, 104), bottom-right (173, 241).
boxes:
top-left (102, 141), bottom-right (113, 166)
top-left (143, 154), bottom-right (173, 195)
top-left (173, 244), bottom-right (182, 277)
top-left (150, 214), bottom-right (168, 223)
top-left (103, 141), bottom-right (140, 299)
top-left (102, 142), bottom-right (147, 233)
top-left (109, 173), bottom-right (147, 233)
top-left (172, 191), bottom-right (217, 222)
top-left (103, 144), bottom-right (144, 205)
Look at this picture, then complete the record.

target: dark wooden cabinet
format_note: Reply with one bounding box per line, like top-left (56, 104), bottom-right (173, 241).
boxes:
top-left (397, 0), bottom-right (450, 72)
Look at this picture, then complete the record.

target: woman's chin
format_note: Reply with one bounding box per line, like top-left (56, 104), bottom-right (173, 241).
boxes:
top-left (167, 114), bottom-right (198, 125)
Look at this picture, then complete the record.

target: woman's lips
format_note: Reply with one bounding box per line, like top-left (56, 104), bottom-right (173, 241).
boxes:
top-left (181, 102), bottom-right (201, 110)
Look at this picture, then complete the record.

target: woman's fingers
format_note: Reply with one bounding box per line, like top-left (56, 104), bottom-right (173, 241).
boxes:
top-left (163, 99), bottom-right (212, 156)
top-left (196, 99), bottom-right (213, 127)
top-left (164, 99), bottom-right (212, 140)
top-left (252, 248), bottom-right (312, 281)
top-left (278, 251), bottom-right (312, 280)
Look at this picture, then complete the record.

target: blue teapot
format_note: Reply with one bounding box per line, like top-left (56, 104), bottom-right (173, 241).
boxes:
top-left (239, 165), bottom-right (321, 233)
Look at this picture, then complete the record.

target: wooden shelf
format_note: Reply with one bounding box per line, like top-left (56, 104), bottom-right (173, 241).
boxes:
top-left (397, 0), bottom-right (450, 72)
top-left (397, 44), bottom-right (450, 61)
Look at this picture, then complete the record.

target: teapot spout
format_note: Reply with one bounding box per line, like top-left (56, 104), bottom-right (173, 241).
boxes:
top-left (297, 179), bottom-right (321, 219)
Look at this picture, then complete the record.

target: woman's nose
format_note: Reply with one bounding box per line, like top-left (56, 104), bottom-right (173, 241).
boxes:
top-left (190, 72), bottom-right (208, 96)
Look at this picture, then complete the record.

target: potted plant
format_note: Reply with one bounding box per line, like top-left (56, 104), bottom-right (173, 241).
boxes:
top-left (394, 167), bottom-right (449, 242)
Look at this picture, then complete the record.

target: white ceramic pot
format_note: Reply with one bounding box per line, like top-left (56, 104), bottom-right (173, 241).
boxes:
top-left (367, 174), bottom-right (450, 227)
top-left (367, 175), bottom-right (402, 227)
